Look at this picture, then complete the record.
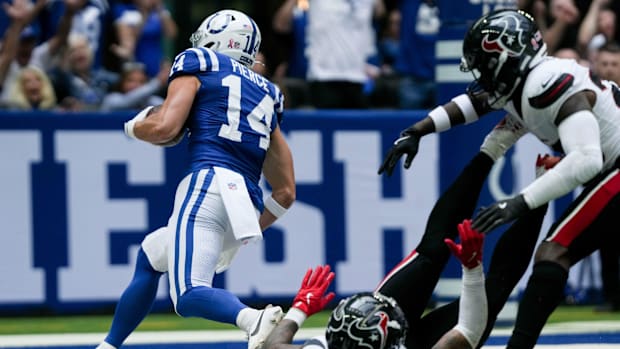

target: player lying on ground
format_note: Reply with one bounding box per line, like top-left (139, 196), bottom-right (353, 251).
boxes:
top-left (264, 220), bottom-right (487, 349)
top-left (264, 152), bottom-right (558, 349)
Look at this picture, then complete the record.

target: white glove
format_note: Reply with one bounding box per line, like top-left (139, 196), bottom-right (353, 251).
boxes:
top-left (124, 106), bottom-right (154, 139)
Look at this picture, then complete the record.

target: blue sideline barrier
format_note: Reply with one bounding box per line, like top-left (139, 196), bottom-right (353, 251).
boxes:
top-left (0, 109), bottom-right (588, 317)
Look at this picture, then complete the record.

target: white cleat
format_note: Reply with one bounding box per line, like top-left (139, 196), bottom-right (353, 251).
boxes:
top-left (247, 305), bottom-right (284, 349)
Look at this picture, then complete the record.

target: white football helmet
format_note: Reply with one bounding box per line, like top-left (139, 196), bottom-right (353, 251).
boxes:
top-left (190, 9), bottom-right (261, 68)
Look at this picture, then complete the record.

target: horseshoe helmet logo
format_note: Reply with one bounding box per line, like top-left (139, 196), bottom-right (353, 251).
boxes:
top-left (206, 12), bottom-right (232, 34)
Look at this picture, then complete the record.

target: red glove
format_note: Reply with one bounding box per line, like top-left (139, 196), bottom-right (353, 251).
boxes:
top-left (535, 154), bottom-right (562, 178)
top-left (292, 265), bottom-right (335, 316)
top-left (444, 219), bottom-right (484, 269)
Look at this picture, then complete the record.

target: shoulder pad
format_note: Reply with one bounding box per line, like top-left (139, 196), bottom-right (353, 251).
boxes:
top-left (528, 73), bottom-right (574, 109)
top-left (524, 59), bottom-right (578, 109)
top-left (169, 47), bottom-right (220, 80)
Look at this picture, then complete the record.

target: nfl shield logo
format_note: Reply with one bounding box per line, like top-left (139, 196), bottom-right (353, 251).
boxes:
top-left (228, 183), bottom-right (237, 190)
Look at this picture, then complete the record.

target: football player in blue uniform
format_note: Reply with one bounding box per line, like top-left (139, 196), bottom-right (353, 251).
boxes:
top-left (97, 9), bottom-right (295, 349)
top-left (379, 8), bottom-right (620, 349)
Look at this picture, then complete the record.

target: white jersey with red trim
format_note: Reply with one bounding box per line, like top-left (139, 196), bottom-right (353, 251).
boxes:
top-left (503, 56), bottom-right (620, 171)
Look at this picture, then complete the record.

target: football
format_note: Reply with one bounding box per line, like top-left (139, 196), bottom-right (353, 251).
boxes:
top-left (158, 128), bottom-right (187, 147)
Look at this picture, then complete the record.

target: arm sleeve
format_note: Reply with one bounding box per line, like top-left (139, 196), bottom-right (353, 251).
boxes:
top-left (521, 110), bottom-right (603, 208)
top-left (453, 265), bottom-right (487, 349)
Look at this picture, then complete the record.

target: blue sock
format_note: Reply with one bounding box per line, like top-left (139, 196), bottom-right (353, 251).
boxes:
top-left (105, 248), bottom-right (163, 347)
top-left (176, 285), bottom-right (246, 324)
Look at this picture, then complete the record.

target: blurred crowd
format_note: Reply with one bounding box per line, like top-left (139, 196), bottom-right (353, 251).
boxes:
top-left (256, 0), bottom-right (620, 111)
top-left (0, 0), bottom-right (619, 113)
top-left (0, 0), bottom-right (175, 112)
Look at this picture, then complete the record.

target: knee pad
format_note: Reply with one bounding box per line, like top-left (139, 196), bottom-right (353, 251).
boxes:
top-left (530, 261), bottom-right (568, 291)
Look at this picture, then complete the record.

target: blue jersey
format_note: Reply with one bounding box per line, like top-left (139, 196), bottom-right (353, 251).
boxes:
top-left (169, 47), bottom-right (284, 211)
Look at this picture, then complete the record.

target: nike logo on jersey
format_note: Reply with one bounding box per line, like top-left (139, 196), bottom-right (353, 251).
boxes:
top-left (498, 202), bottom-right (507, 209)
top-left (529, 73), bottom-right (574, 108)
top-left (541, 74), bottom-right (554, 88)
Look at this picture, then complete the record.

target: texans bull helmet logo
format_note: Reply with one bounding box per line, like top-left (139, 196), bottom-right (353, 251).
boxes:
top-left (347, 311), bottom-right (390, 349)
top-left (481, 13), bottom-right (528, 57)
top-left (328, 311), bottom-right (391, 349)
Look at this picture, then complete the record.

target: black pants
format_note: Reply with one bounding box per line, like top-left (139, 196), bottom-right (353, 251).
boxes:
top-left (507, 162), bottom-right (620, 349)
top-left (599, 244), bottom-right (620, 308)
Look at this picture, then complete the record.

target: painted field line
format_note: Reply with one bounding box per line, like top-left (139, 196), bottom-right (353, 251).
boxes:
top-left (1, 322), bottom-right (620, 348)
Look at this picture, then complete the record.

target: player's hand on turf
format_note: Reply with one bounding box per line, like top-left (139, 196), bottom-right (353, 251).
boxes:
top-left (292, 265), bottom-right (335, 317)
top-left (472, 194), bottom-right (529, 234)
top-left (444, 219), bottom-right (483, 269)
top-left (378, 127), bottom-right (421, 177)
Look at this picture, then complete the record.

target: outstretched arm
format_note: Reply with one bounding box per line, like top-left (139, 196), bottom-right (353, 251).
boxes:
top-left (155, 0), bottom-right (178, 39)
top-left (0, 0), bottom-right (45, 88)
top-left (47, 0), bottom-right (84, 56)
top-left (378, 92), bottom-right (492, 176)
top-left (272, 0), bottom-right (297, 34)
top-left (434, 220), bottom-right (486, 349)
top-left (263, 265), bottom-right (335, 349)
top-left (473, 92), bottom-right (600, 234)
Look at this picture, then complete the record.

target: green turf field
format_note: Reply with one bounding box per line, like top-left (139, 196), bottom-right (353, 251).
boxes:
top-left (1, 306), bottom-right (620, 335)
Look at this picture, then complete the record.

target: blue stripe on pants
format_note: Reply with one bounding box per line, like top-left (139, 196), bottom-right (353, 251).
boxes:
top-left (174, 172), bottom-right (199, 299)
top-left (183, 170), bottom-right (214, 290)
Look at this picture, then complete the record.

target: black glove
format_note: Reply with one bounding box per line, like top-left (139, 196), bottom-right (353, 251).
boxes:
top-left (378, 128), bottom-right (421, 177)
top-left (472, 194), bottom-right (530, 234)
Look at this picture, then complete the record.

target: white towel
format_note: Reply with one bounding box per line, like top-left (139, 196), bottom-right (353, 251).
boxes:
top-left (213, 166), bottom-right (263, 244)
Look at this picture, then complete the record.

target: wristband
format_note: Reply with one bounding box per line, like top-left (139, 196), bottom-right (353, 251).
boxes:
top-left (462, 264), bottom-right (484, 284)
top-left (124, 105), bottom-right (154, 139)
top-left (451, 94), bottom-right (479, 123)
top-left (428, 106), bottom-right (451, 132)
top-left (283, 307), bottom-right (307, 327)
top-left (264, 195), bottom-right (288, 218)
